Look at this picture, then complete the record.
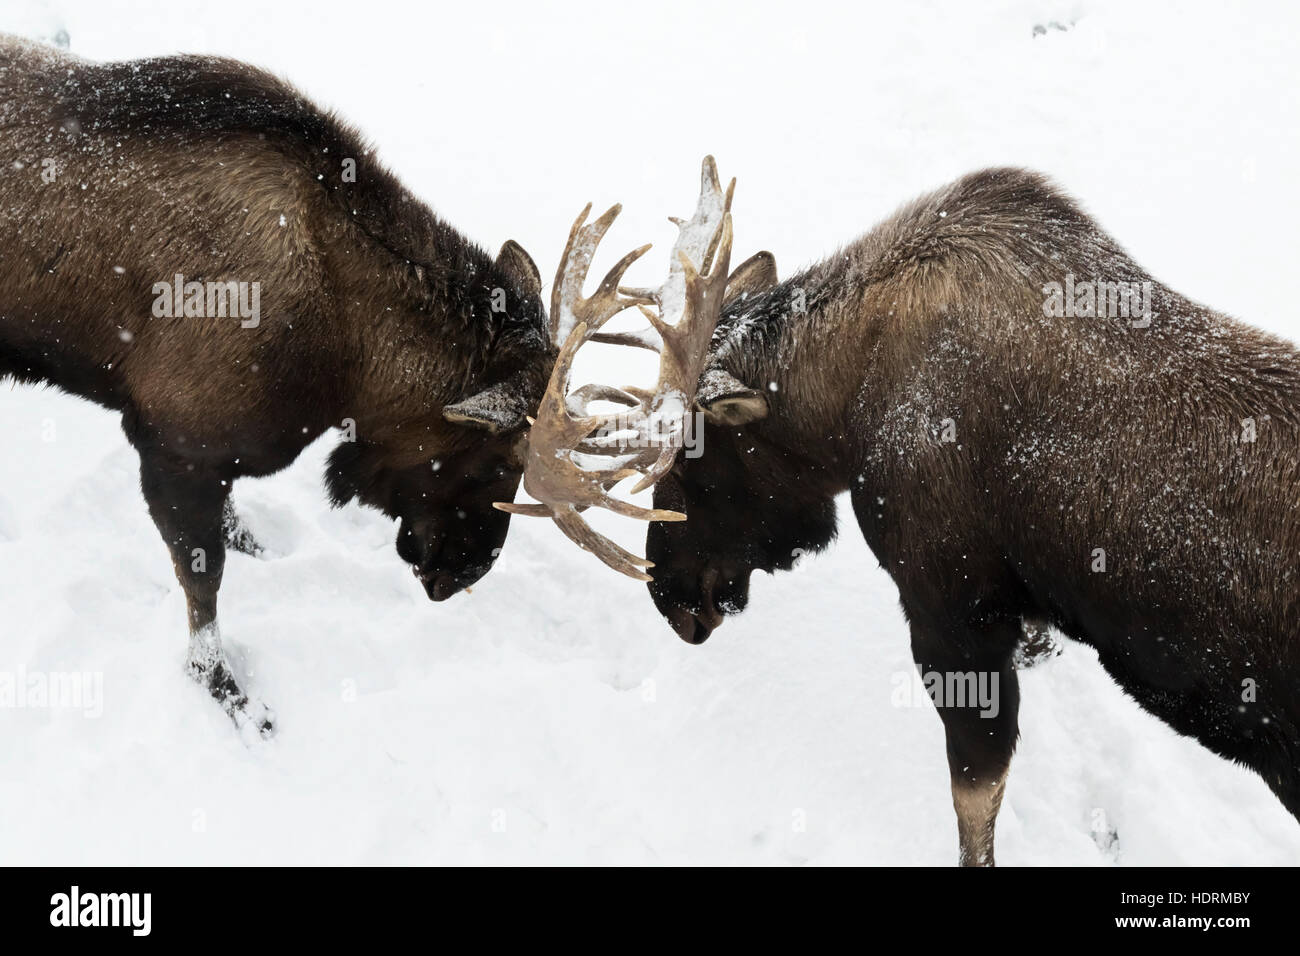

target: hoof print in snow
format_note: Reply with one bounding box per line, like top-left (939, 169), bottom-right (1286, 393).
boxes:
top-left (1032, 21), bottom-right (1073, 38)
top-left (1092, 823), bottom-right (1120, 860)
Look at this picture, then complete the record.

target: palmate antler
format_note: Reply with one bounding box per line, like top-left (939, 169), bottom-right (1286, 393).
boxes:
top-left (495, 157), bottom-right (736, 581)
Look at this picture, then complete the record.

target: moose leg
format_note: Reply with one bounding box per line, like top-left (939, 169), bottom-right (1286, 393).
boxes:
top-left (139, 456), bottom-right (274, 736)
top-left (221, 499), bottom-right (263, 557)
top-left (909, 614), bottom-right (1021, 866)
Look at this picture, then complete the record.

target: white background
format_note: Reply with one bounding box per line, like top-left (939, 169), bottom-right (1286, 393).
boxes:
top-left (2, 0), bottom-right (1298, 863)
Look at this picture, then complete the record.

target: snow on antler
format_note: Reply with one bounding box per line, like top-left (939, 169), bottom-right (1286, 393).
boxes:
top-left (495, 157), bottom-right (736, 580)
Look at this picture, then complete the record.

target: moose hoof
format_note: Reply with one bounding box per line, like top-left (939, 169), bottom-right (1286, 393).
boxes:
top-left (230, 691), bottom-right (276, 741)
top-left (188, 657), bottom-right (276, 739)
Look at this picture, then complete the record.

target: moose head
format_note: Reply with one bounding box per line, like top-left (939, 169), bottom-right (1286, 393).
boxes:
top-left (327, 240), bottom-right (554, 600)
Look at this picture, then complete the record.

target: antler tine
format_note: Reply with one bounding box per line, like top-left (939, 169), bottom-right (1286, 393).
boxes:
top-left (551, 507), bottom-right (655, 582)
top-left (701, 178), bottom-right (736, 275)
top-left (620, 161), bottom-right (736, 494)
top-left (550, 202), bottom-right (655, 348)
top-left (549, 202), bottom-right (596, 344)
top-left (585, 242), bottom-right (655, 327)
top-left (537, 320), bottom-right (590, 422)
top-left (655, 158), bottom-right (732, 328)
top-left (587, 328), bottom-right (662, 352)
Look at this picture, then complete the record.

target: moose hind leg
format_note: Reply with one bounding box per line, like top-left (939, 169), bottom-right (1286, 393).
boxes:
top-left (139, 457), bottom-right (274, 737)
top-left (221, 499), bottom-right (263, 557)
top-left (909, 613), bottom-right (1021, 867)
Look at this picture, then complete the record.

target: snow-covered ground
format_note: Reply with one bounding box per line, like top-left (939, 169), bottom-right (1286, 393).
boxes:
top-left (2, 0), bottom-right (1298, 864)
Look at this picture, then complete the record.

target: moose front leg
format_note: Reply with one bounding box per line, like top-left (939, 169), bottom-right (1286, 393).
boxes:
top-left (139, 456), bottom-right (274, 737)
top-left (908, 612), bottom-right (1021, 867)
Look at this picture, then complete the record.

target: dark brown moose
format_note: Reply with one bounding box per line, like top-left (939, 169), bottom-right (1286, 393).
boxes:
top-left (519, 160), bottom-right (1300, 864)
top-left (648, 167), bottom-right (1300, 864)
top-left (0, 36), bottom-right (553, 734)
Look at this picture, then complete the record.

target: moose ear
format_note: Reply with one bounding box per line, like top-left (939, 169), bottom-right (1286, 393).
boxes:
top-left (443, 378), bottom-right (532, 434)
top-left (696, 367), bottom-right (768, 425)
top-left (723, 251), bottom-right (778, 308)
top-left (496, 240), bottom-right (542, 299)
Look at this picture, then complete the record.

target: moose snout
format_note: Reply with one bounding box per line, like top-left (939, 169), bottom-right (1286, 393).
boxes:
top-left (399, 521), bottom-right (496, 601)
top-left (414, 565), bottom-right (481, 601)
top-left (665, 605), bottom-right (715, 645)
top-left (653, 564), bottom-right (752, 645)
top-left (412, 548), bottom-right (496, 601)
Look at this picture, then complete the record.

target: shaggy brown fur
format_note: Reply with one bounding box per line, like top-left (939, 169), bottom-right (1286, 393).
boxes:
top-left (647, 166), bottom-right (1300, 864)
top-left (0, 36), bottom-right (553, 733)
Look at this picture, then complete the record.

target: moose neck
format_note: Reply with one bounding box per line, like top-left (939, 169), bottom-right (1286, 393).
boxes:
top-left (713, 262), bottom-right (878, 492)
top-left (324, 204), bottom-right (500, 445)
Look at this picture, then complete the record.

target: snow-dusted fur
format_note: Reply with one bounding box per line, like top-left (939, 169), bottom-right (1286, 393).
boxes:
top-left (0, 35), bottom-right (551, 730)
top-left (650, 168), bottom-right (1300, 864)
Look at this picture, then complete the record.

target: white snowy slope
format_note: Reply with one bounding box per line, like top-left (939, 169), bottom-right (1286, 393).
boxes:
top-left (2, 0), bottom-right (1299, 865)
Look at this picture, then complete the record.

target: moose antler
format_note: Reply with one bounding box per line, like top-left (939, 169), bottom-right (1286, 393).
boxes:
top-left (599, 157), bottom-right (734, 492)
top-left (495, 157), bottom-right (736, 580)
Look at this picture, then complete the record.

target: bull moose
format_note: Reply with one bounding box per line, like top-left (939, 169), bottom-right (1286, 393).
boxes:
top-left (0, 36), bottom-right (553, 734)
top-left (511, 161), bottom-right (1300, 864)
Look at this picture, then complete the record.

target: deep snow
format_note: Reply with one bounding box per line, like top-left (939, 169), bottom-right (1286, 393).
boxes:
top-left (2, 0), bottom-right (1299, 864)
